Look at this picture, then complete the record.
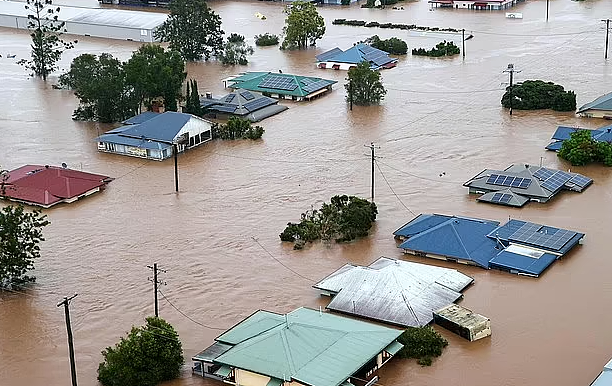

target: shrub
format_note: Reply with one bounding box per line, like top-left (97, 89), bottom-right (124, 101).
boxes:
top-left (212, 117), bottom-right (264, 140)
top-left (396, 326), bottom-right (448, 366)
top-left (367, 35), bottom-right (408, 55)
top-left (500, 80), bottom-right (576, 111)
top-left (255, 33), bottom-right (279, 46)
top-left (412, 40), bottom-right (460, 57)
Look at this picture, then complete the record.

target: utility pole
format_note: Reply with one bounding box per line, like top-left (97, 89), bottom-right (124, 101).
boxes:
top-left (349, 80), bottom-right (353, 111)
top-left (173, 144), bottom-right (179, 192)
top-left (57, 294), bottom-right (78, 386)
top-left (147, 263), bottom-right (166, 317)
top-left (546, 0), bottom-right (549, 22)
top-left (503, 64), bottom-right (521, 116)
top-left (462, 29), bottom-right (465, 60)
top-left (603, 19), bottom-right (611, 60)
top-left (364, 142), bottom-right (380, 202)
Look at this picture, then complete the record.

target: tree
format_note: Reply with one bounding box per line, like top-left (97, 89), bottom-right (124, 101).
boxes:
top-left (124, 45), bottom-right (187, 112)
top-left (59, 53), bottom-right (137, 123)
top-left (396, 326), bottom-right (448, 366)
top-left (412, 41), bottom-right (460, 57)
top-left (183, 79), bottom-right (203, 116)
top-left (255, 33), bottom-right (279, 47)
top-left (558, 129), bottom-right (612, 166)
top-left (18, 0), bottom-right (76, 81)
top-left (98, 317), bottom-right (184, 386)
top-left (281, 1), bottom-right (325, 50)
top-left (500, 80), bottom-right (576, 111)
top-left (219, 34), bottom-right (254, 65)
top-left (212, 117), bottom-right (264, 140)
top-left (368, 35), bottom-right (408, 55)
top-left (345, 61), bottom-right (387, 106)
top-left (0, 183), bottom-right (50, 288)
top-left (155, 0), bottom-right (224, 61)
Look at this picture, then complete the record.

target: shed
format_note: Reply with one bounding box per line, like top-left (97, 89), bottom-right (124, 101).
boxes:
top-left (433, 304), bottom-right (491, 341)
top-left (0, 1), bottom-right (167, 42)
top-left (577, 92), bottom-right (612, 119)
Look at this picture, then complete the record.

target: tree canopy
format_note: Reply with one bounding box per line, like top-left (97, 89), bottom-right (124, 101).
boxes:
top-left (219, 34), bottom-right (254, 65)
top-left (345, 61), bottom-right (387, 106)
top-left (0, 171), bottom-right (50, 289)
top-left (98, 317), bottom-right (184, 386)
top-left (396, 326), bottom-right (448, 366)
top-left (255, 33), bottom-right (279, 46)
top-left (281, 1), bottom-right (325, 50)
top-left (412, 40), bottom-right (460, 57)
top-left (280, 195), bottom-right (377, 249)
top-left (367, 35), bottom-right (408, 55)
top-left (18, 0), bottom-right (76, 81)
top-left (558, 129), bottom-right (612, 166)
top-left (212, 117), bottom-right (264, 140)
top-left (501, 80), bottom-right (576, 111)
top-left (155, 0), bottom-right (224, 61)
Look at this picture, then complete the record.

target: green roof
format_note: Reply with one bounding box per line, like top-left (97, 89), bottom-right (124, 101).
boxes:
top-left (214, 365), bottom-right (232, 377)
top-left (578, 92), bottom-right (612, 113)
top-left (214, 307), bottom-right (403, 386)
top-left (384, 341), bottom-right (403, 356)
top-left (228, 72), bottom-right (337, 98)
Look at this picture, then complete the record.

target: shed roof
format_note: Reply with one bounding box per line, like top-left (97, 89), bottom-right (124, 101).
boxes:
top-left (213, 307), bottom-right (402, 386)
top-left (316, 44), bottom-right (398, 69)
top-left (578, 92), bottom-right (612, 113)
top-left (434, 304), bottom-right (489, 328)
top-left (227, 72), bottom-right (337, 98)
top-left (314, 256), bottom-right (474, 327)
top-left (2, 165), bottom-right (111, 208)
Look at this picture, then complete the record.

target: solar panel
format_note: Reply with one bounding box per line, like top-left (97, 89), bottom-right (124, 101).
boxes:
top-left (258, 75), bottom-right (298, 91)
top-left (239, 91), bottom-right (255, 101)
top-left (508, 222), bottom-right (576, 251)
top-left (302, 80), bottom-right (331, 93)
top-left (541, 170), bottom-right (572, 192)
top-left (567, 174), bottom-right (592, 189)
top-left (243, 98), bottom-right (274, 112)
top-left (486, 174), bottom-right (532, 189)
top-left (490, 192), bottom-right (513, 204)
top-left (213, 104), bottom-right (236, 113)
top-left (224, 94), bottom-right (236, 103)
top-left (533, 167), bottom-right (555, 181)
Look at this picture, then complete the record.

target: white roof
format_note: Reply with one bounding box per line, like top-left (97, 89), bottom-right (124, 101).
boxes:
top-left (0, 0), bottom-right (167, 30)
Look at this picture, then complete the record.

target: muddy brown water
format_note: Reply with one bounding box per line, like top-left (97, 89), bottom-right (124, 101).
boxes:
top-left (1, 0), bottom-right (612, 385)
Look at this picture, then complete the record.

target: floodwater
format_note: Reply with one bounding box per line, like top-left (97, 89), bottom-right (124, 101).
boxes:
top-left (1, 0), bottom-right (612, 385)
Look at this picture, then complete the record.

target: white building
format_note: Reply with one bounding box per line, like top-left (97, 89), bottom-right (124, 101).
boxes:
top-left (429, 0), bottom-right (525, 10)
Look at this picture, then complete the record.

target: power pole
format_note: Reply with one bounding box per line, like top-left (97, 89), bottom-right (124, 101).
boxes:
top-left (503, 64), bottom-right (521, 116)
top-left (147, 263), bottom-right (166, 317)
top-left (546, 0), bottom-right (549, 22)
top-left (364, 142), bottom-right (380, 202)
top-left (57, 294), bottom-right (78, 386)
top-left (173, 144), bottom-right (179, 192)
top-left (349, 80), bottom-right (353, 111)
top-left (462, 29), bottom-right (465, 60)
top-left (603, 19), bottom-right (611, 60)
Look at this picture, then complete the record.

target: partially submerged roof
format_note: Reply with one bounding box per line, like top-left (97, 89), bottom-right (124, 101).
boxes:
top-left (314, 256), bottom-right (474, 327)
top-left (227, 72), bottom-right (337, 98)
top-left (578, 92), bottom-right (612, 113)
top-left (546, 124), bottom-right (612, 151)
top-left (464, 163), bottom-right (593, 206)
top-left (591, 357), bottom-right (612, 386)
top-left (2, 165), bottom-right (111, 208)
top-left (316, 44), bottom-right (398, 69)
top-left (396, 214), bottom-right (585, 277)
top-left (199, 89), bottom-right (288, 122)
top-left (212, 307), bottom-right (403, 386)
top-left (434, 304), bottom-right (489, 328)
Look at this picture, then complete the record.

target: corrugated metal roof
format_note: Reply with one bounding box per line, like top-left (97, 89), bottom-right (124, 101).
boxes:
top-left (228, 72), bottom-right (336, 98)
top-left (213, 307), bottom-right (402, 386)
top-left (384, 341), bottom-right (403, 356)
top-left (314, 256), bottom-right (474, 327)
top-left (547, 124), bottom-right (612, 151)
top-left (115, 112), bottom-right (192, 142)
top-left (590, 358), bottom-right (612, 386)
top-left (434, 304), bottom-right (489, 328)
top-left (96, 133), bottom-right (171, 150)
top-left (122, 111), bottom-right (160, 125)
top-left (578, 92), bottom-right (612, 113)
top-left (192, 342), bottom-right (233, 362)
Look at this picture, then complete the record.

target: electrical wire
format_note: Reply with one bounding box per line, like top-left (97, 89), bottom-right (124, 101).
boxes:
top-left (158, 290), bottom-right (226, 331)
top-left (385, 87), bottom-right (504, 94)
top-left (251, 237), bottom-right (316, 283)
top-left (377, 160), bottom-right (462, 185)
top-left (375, 161), bottom-right (416, 216)
top-left (209, 151), bottom-right (366, 165)
top-left (467, 29), bottom-right (597, 37)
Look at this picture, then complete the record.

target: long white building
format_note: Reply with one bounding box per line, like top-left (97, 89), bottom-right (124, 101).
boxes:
top-left (0, 0), bottom-right (167, 42)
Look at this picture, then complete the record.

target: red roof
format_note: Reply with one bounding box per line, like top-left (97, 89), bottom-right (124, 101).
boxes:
top-left (2, 165), bottom-right (112, 208)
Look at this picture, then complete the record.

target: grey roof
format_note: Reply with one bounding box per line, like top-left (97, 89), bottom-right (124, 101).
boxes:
top-left (434, 304), bottom-right (490, 328)
top-left (192, 342), bottom-right (233, 362)
top-left (200, 89), bottom-right (288, 122)
top-left (316, 47), bottom-right (344, 62)
top-left (314, 256), bottom-right (474, 327)
top-left (578, 91), bottom-right (612, 113)
top-left (591, 357), bottom-right (612, 386)
top-left (477, 188), bottom-right (529, 207)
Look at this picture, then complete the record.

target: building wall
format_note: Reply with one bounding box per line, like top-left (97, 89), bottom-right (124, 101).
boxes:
top-left (579, 109), bottom-right (612, 119)
top-left (235, 369), bottom-right (271, 386)
top-left (317, 62), bottom-right (358, 71)
top-left (176, 116), bottom-right (213, 149)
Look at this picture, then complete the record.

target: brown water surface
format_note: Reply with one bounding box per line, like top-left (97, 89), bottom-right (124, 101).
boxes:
top-left (1, 0), bottom-right (612, 385)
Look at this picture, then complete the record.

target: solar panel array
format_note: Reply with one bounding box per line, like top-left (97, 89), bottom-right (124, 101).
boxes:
top-left (533, 167), bottom-right (555, 181)
top-left (490, 192), bottom-right (513, 204)
top-left (360, 44), bottom-right (393, 66)
top-left (508, 222), bottom-right (576, 251)
top-left (224, 94), bottom-right (236, 103)
top-left (540, 170), bottom-right (572, 192)
top-left (302, 80), bottom-right (331, 93)
top-left (240, 91), bottom-right (255, 101)
top-left (258, 75), bottom-right (298, 91)
top-left (243, 98), bottom-right (273, 112)
top-left (214, 104), bottom-right (237, 113)
top-left (567, 174), bottom-right (592, 189)
top-left (487, 174), bottom-right (532, 189)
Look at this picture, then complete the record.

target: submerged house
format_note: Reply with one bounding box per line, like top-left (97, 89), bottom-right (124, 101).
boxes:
top-left (192, 307), bottom-right (403, 386)
top-left (95, 112), bottom-right (212, 161)
top-left (429, 0), bottom-right (524, 10)
top-left (546, 124), bottom-right (612, 151)
top-left (433, 304), bottom-right (491, 342)
top-left (316, 44), bottom-right (398, 71)
top-left (394, 214), bottom-right (585, 277)
top-left (199, 89), bottom-right (288, 122)
top-left (314, 256), bottom-right (474, 327)
top-left (224, 72), bottom-right (337, 101)
top-left (590, 357), bottom-right (612, 386)
top-left (577, 92), bottom-right (612, 119)
top-left (1, 165), bottom-right (112, 208)
top-left (464, 163), bottom-right (592, 207)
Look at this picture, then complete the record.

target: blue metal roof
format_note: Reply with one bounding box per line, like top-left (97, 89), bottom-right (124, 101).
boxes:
top-left (316, 44), bottom-right (397, 69)
top-left (547, 124), bottom-right (612, 151)
top-left (591, 358), bottom-right (612, 386)
top-left (489, 250), bottom-right (558, 277)
top-left (116, 112), bottom-right (192, 143)
top-left (122, 111), bottom-right (160, 125)
top-left (95, 133), bottom-right (171, 150)
top-left (578, 91), bottom-right (612, 113)
top-left (394, 214), bottom-right (454, 238)
top-left (489, 219), bottom-right (584, 255)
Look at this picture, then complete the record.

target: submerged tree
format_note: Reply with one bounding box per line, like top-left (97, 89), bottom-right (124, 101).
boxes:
top-left (183, 79), bottom-right (203, 116)
top-left (558, 129), bottom-right (612, 166)
top-left (281, 1), bottom-right (325, 50)
top-left (396, 326), bottom-right (448, 366)
top-left (219, 34), bottom-right (254, 65)
top-left (155, 0), bottom-right (224, 61)
top-left (18, 0), bottom-right (76, 81)
top-left (212, 117), bottom-right (264, 140)
top-left (345, 61), bottom-right (387, 106)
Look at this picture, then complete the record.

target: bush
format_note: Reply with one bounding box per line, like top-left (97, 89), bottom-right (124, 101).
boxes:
top-left (255, 33), bottom-right (279, 46)
top-left (412, 40), bottom-right (460, 57)
top-left (212, 117), bottom-right (264, 140)
top-left (219, 34), bottom-right (254, 65)
top-left (500, 80), bottom-right (576, 111)
top-left (341, 0), bottom-right (351, 4)
top-left (396, 326), bottom-right (448, 366)
top-left (331, 18), bottom-right (459, 33)
top-left (558, 129), bottom-right (612, 166)
top-left (367, 35), bottom-right (408, 55)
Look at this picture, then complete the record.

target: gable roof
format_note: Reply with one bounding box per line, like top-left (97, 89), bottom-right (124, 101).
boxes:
top-left (314, 256), bottom-right (474, 327)
top-left (477, 189), bottom-right (529, 207)
top-left (546, 124), bottom-right (612, 151)
top-left (227, 72), bottom-right (337, 98)
top-left (122, 111), bottom-right (160, 125)
top-left (199, 89), bottom-right (288, 122)
top-left (2, 165), bottom-right (111, 208)
top-left (578, 92), bottom-right (612, 113)
top-left (316, 44), bottom-right (398, 69)
top-left (591, 357), bottom-right (612, 386)
top-left (213, 307), bottom-right (402, 386)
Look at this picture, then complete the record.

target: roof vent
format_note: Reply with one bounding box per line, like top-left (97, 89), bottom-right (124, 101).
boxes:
top-left (205, 92), bottom-right (213, 99)
top-left (608, 128), bottom-right (611, 133)
top-left (525, 164), bottom-right (529, 168)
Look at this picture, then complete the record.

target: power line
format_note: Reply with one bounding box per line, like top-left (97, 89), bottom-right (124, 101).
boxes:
top-left (158, 290), bottom-right (226, 331)
top-left (251, 237), bottom-right (316, 283)
top-left (375, 160), bottom-right (416, 216)
top-left (377, 160), bottom-right (461, 185)
top-left (468, 29), bottom-right (596, 37)
top-left (385, 87), bottom-right (504, 94)
top-left (210, 151), bottom-right (365, 165)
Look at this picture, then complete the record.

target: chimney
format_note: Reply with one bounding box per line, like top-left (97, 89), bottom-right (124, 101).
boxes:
top-left (205, 92), bottom-right (213, 99)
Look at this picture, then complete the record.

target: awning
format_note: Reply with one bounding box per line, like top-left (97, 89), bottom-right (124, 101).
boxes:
top-left (266, 377), bottom-right (284, 386)
top-left (214, 365), bottom-right (232, 378)
top-left (384, 340), bottom-right (404, 355)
